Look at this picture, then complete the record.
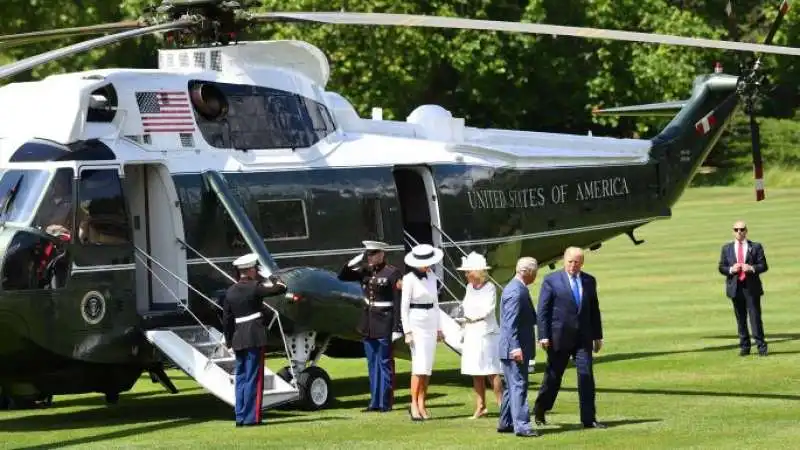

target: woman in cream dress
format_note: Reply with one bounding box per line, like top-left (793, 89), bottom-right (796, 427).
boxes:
top-left (457, 252), bottom-right (503, 419)
top-left (401, 244), bottom-right (445, 421)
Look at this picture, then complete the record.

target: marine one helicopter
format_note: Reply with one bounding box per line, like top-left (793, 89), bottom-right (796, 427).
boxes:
top-left (0, 0), bottom-right (795, 412)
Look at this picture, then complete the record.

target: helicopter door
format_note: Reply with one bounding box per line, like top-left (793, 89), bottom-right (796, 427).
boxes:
top-left (124, 163), bottom-right (188, 313)
top-left (392, 166), bottom-right (443, 278)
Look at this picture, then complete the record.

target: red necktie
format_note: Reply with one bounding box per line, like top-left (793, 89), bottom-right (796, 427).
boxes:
top-left (737, 242), bottom-right (746, 281)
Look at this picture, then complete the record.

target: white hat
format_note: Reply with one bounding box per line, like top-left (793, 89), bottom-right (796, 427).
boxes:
top-left (404, 244), bottom-right (444, 268)
top-left (362, 240), bottom-right (389, 251)
top-left (456, 252), bottom-right (491, 271)
top-left (232, 253), bottom-right (258, 269)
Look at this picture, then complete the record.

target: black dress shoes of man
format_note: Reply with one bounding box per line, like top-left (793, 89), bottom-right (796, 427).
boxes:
top-left (739, 348), bottom-right (750, 356)
top-left (533, 408), bottom-right (547, 426)
top-left (759, 347), bottom-right (768, 356)
top-left (582, 421), bottom-right (607, 429)
top-left (496, 427), bottom-right (514, 433)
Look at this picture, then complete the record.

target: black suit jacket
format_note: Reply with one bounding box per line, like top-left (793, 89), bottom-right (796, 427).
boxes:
top-left (537, 271), bottom-right (603, 353)
top-left (222, 278), bottom-right (287, 351)
top-left (718, 240), bottom-right (768, 298)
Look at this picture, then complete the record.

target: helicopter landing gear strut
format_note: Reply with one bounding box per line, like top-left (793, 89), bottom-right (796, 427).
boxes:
top-left (276, 331), bottom-right (333, 411)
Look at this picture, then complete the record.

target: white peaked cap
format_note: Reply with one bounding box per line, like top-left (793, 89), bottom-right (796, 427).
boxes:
top-left (362, 240), bottom-right (389, 251)
top-left (233, 253), bottom-right (258, 269)
top-left (456, 252), bottom-right (491, 271)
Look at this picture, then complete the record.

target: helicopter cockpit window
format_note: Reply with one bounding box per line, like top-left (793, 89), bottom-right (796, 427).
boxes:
top-left (75, 169), bottom-right (131, 248)
top-left (0, 169), bottom-right (50, 226)
top-left (31, 168), bottom-right (75, 241)
top-left (190, 80), bottom-right (335, 151)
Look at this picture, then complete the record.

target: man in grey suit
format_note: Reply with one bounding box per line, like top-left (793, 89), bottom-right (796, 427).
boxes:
top-left (497, 257), bottom-right (539, 438)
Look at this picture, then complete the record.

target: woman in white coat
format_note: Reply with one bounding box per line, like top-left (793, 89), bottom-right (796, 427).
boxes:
top-left (457, 252), bottom-right (503, 419)
top-left (401, 244), bottom-right (445, 421)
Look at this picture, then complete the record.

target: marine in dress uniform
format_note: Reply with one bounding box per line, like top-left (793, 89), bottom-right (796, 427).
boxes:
top-left (222, 253), bottom-right (288, 427)
top-left (338, 240), bottom-right (404, 412)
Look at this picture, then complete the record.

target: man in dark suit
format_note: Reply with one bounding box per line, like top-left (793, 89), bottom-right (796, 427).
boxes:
top-left (533, 247), bottom-right (605, 429)
top-left (223, 253), bottom-right (288, 427)
top-left (718, 220), bottom-right (769, 356)
top-left (497, 257), bottom-right (539, 438)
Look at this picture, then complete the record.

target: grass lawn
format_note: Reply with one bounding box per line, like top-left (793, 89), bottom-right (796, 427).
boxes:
top-left (2, 186), bottom-right (799, 449)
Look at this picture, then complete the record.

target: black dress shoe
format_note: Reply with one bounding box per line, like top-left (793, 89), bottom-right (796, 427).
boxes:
top-left (362, 407), bottom-right (379, 413)
top-left (759, 348), bottom-right (768, 356)
top-left (582, 421), bottom-right (607, 429)
top-left (739, 349), bottom-right (751, 356)
top-left (533, 409), bottom-right (547, 426)
top-left (515, 430), bottom-right (540, 437)
top-left (496, 427), bottom-right (514, 433)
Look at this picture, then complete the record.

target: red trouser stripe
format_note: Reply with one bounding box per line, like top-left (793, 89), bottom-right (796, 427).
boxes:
top-left (255, 347), bottom-right (265, 423)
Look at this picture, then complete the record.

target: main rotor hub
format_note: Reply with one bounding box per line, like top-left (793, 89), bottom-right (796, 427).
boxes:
top-left (146, 0), bottom-right (253, 47)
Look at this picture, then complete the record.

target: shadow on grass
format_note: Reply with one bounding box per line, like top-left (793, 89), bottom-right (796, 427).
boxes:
top-left (0, 391), bottom-right (347, 434)
top-left (48, 386), bottom-right (203, 410)
top-left (558, 386), bottom-right (800, 401)
top-left (542, 418), bottom-right (662, 435)
top-left (593, 335), bottom-right (800, 366)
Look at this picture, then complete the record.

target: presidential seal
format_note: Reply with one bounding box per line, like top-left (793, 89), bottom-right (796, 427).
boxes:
top-left (80, 291), bottom-right (106, 325)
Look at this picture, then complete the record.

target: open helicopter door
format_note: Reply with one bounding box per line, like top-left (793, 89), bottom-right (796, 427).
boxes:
top-left (392, 166), bottom-right (443, 278)
top-left (123, 163), bottom-right (188, 313)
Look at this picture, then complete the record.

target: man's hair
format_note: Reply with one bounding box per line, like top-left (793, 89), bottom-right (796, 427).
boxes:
top-left (564, 246), bottom-right (584, 260)
top-left (516, 257), bottom-right (538, 274)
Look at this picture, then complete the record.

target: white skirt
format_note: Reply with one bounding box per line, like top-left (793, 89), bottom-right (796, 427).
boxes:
top-left (460, 329), bottom-right (502, 376)
top-left (408, 308), bottom-right (437, 375)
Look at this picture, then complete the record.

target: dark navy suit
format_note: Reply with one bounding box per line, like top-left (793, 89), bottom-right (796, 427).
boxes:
top-left (718, 239), bottom-right (769, 353)
top-left (497, 277), bottom-right (536, 434)
top-left (534, 270), bottom-right (603, 425)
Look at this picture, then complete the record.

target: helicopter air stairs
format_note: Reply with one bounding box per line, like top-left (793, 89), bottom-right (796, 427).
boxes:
top-left (136, 246), bottom-right (300, 411)
top-left (403, 228), bottom-right (536, 373)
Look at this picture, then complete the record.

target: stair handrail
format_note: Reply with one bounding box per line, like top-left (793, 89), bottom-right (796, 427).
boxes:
top-left (430, 224), bottom-right (505, 291)
top-left (133, 250), bottom-right (227, 357)
top-left (176, 238), bottom-right (298, 386)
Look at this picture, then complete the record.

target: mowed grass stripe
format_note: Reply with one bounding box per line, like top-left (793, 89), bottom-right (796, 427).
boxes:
top-left (0, 187), bottom-right (798, 449)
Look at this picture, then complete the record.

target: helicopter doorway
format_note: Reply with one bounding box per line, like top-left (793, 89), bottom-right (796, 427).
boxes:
top-left (124, 163), bottom-right (188, 313)
top-left (392, 166), bottom-right (443, 276)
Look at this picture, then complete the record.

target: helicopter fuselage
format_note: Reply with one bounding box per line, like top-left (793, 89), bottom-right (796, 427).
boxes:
top-left (0, 40), bottom-right (740, 403)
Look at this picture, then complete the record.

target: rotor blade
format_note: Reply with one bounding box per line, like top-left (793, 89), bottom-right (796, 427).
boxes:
top-left (749, 113), bottom-right (766, 201)
top-left (0, 20), bottom-right (143, 49)
top-left (0, 20), bottom-right (191, 83)
top-left (763, 0), bottom-right (790, 47)
top-left (252, 11), bottom-right (800, 57)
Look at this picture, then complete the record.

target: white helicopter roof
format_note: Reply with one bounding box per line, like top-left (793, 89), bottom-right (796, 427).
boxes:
top-left (0, 39), bottom-right (651, 172)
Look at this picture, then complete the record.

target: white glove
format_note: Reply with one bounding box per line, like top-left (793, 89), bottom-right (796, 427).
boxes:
top-left (391, 331), bottom-right (403, 342)
top-left (348, 252), bottom-right (364, 267)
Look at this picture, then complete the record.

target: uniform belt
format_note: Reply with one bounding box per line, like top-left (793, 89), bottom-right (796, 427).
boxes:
top-left (235, 312), bottom-right (262, 324)
top-left (409, 303), bottom-right (434, 310)
top-left (365, 299), bottom-right (394, 308)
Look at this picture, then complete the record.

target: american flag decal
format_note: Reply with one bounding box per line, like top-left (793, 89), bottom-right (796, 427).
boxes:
top-left (694, 111), bottom-right (716, 135)
top-left (135, 91), bottom-right (195, 133)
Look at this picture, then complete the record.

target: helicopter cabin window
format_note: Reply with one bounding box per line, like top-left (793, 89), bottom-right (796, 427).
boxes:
top-left (256, 199), bottom-right (308, 241)
top-left (72, 169), bottom-right (132, 267)
top-left (189, 80), bottom-right (335, 150)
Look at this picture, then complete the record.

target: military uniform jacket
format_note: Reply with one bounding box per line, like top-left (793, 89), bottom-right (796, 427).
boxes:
top-left (222, 279), bottom-right (287, 351)
top-left (339, 262), bottom-right (403, 339)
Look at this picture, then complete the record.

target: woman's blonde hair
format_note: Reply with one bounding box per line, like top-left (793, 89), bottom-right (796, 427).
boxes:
top-left (466, 269), bottom-right (488, 284)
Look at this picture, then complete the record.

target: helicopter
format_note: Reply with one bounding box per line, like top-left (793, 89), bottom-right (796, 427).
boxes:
top-left (0, 0), bottom-right (795, 412)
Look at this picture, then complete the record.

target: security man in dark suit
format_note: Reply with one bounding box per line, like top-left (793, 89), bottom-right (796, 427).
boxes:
top-left (718, 220), bottom-right (769, 356)
top-left (222, 253), bottom-right (287, 427)
top-left (534, 246), bottom-right (606, 429)
top-left (338, 240), bottom-right (404, 412)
